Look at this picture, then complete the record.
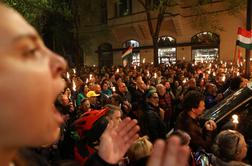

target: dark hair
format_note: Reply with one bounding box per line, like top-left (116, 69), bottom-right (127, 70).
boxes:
top-left (183, 90), bottom-right (204, 112)
top-left (230, 76), bottom-right (242, 91)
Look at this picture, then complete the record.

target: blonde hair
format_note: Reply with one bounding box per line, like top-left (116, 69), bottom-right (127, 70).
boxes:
top-left (127, 136), bottom-right (153, 162)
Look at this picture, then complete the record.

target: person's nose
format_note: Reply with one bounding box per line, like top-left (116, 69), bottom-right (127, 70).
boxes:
top-left (49, 50), bottom-right (67, 78)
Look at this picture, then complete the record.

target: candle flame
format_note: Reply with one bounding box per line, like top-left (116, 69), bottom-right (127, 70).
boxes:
top-left (73, 68), bottom-right (76, 74)
top-left (142, 58), bottom-right (146, 63)
top-left (232, 114), bottom-right (239, 124)
top-left (67, 72), bottom-right (70, 79)
top-left (72, 80), bottom-right (76, 91)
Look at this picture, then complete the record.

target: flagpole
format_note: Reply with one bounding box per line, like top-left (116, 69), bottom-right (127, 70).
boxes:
top-left (245, 0), bottom-right (252, 78)
top-left (233, 45), bottom-right (237, 64)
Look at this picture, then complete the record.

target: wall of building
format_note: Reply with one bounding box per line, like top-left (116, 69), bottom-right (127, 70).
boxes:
top-left (79, 0), bottom-right (247, 66)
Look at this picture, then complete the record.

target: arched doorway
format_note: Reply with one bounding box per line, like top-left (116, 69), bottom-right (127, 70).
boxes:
top-left (158, 36), bottom-right (176, 64)
top-left (122, 39), bottom-right (140, 65)
top-left (191, 32), bottom-right (220, 63)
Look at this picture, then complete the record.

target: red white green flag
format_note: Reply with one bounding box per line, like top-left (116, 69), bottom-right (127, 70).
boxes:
top-left (237, 27), bottom-right (252, 49)
top-left (121, 46), bottom-right (133, 59)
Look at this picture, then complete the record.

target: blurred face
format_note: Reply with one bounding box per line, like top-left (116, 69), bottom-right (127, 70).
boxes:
top-left (118, 83), bottom-right (127, 93)
top-left (157, 85), bottom-right (166, 96)
top-left (192, 100), bottom-right (205, 117)
top-left (236, 136), bottom-right (248, 161)
top-left (81, 99), bottom-right (90, 112)
top-left (149, 92), bottom-right (159, 107)
top-left (0, 7), bottom-right (66, 147)
top-left (110, 110), bottom-right (122, 127)
top-left (102, 83), bottom-right (108, 90)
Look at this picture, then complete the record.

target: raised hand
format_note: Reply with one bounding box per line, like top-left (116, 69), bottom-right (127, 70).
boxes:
top-left (98, 117), bottom-right (140, 164)
top-left (147, 136), bottom-right (190, 166)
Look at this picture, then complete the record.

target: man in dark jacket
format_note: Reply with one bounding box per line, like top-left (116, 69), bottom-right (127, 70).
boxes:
top-left (176, 90), bottom-right (217, 152)
top-left (139, 88), bottom-right (167, 142)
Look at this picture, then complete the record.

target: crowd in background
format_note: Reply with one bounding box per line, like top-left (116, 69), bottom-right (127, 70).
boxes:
top-left (49, 60), bottom-right (251, 165)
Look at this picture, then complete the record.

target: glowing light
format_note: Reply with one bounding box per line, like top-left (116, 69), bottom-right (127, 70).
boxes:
top-left (213, 72), bottom-right (216, 76)
top-left (151, 62), bottom-right (153, 65)
top-left (134, 65), bottom-right (136, 70)
top-left (86, 78), bottom-right (89, 83)
top-left (116, 68), bottom-right (119, 73)
top-left (183, 57), bottom-right (185, 60)
top-left (66, 72), bottom-right (70, 79)
top-left (222, 76), bottom-right (226, 82)
top-left (147, 71), bottom-right (150, 77)
top-left (154, 73), bottom-right (157, 78)
top-left (232, 114), bottom-right (239, 124)
top-left (220, 60), bottom-right (223, 64)
top-left (111, 86), bottom-right (116, 92)
top-left (237, 72), bottom-right (240, 76)
top-left (72, 80), bottom-right (76, 91)
top-left (183, 78), bottom-right (187, 84)
top-left (73, 68), bottom-right (76, 74)
top-left (142, 58), bottom-right (146, 63)
top-left (89, 74), bottom-right (92, 80)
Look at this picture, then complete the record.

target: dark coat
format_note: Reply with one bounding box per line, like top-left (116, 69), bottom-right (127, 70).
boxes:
top-left (176, 111), bottom-right (214, 152)
top-left (139, 103), bottom-right (167, 142)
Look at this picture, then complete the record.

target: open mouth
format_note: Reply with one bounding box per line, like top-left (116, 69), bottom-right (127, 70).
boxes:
top-left (53, 99), bottom-right (64, 126)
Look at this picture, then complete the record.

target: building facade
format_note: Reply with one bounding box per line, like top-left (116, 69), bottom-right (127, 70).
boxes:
top-left (78, 0), bottom-right (247, 66)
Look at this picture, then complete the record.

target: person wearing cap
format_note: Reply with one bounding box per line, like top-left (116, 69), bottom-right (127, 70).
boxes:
top-left (138, 88), bottom-right (167, 143)
top-left (86, 90), bottom-right (101, 110)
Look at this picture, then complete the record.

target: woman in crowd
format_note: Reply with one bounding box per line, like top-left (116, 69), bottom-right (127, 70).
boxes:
top-left (0, 4), bottom-right (139, 166)
top-left (211, 130), bottom-right (250, 166)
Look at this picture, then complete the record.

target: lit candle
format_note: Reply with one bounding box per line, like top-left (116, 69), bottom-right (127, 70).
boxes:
top-left (222, 75), bottom-right (226, 82)
top-left (183, 57), bottom-right (185, 60)
top-left (151, 62), bottom-right (153, 65)
top-left (111, 86), bottom-right (116, 92)
top-left (183, 78), bottom-right (187, 84)
top-left (67, 72), bottom-right (70, 79)
top-left (116, 68), bottom-right (119, 73)
top-left (72, 80), bottom-right (76, 91)
top-left (154, 73), bottom-right (157, 78)
top-left (89, 74), bottom-right (92, 80)
top-left (232, 114), bottom-right (239, 124)
top-left (147, 71), bottom-right (150, 77)
top-left (220, 60), bottom-right (223, 64)
top-left (237, 72), bottom-right (240, 76)
top-left (142, 58), bottom-right (146, 64)
top-left (86, 78), bottom-right (89, 83)
top-left (213, 72), bottom-right (216, 76)
top-left (73, 68), bottom-right (76, 74)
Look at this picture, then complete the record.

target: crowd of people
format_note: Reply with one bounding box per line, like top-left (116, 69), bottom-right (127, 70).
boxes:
top-left (0, 2), bottom-right (251, 166)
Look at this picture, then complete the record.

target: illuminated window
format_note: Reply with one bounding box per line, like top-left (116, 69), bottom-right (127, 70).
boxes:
top-left (191, 32), bottom-right (220, 63)
top-left (123, 40), bottom-right (140, 65)
top-left (158, 36), bottom-right (176, 64)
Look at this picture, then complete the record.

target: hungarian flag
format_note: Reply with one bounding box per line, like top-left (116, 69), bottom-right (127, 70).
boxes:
top-left (121, 46), bottom-right (133, 59)
top-left (237, 27), bottom-right (252, 49)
